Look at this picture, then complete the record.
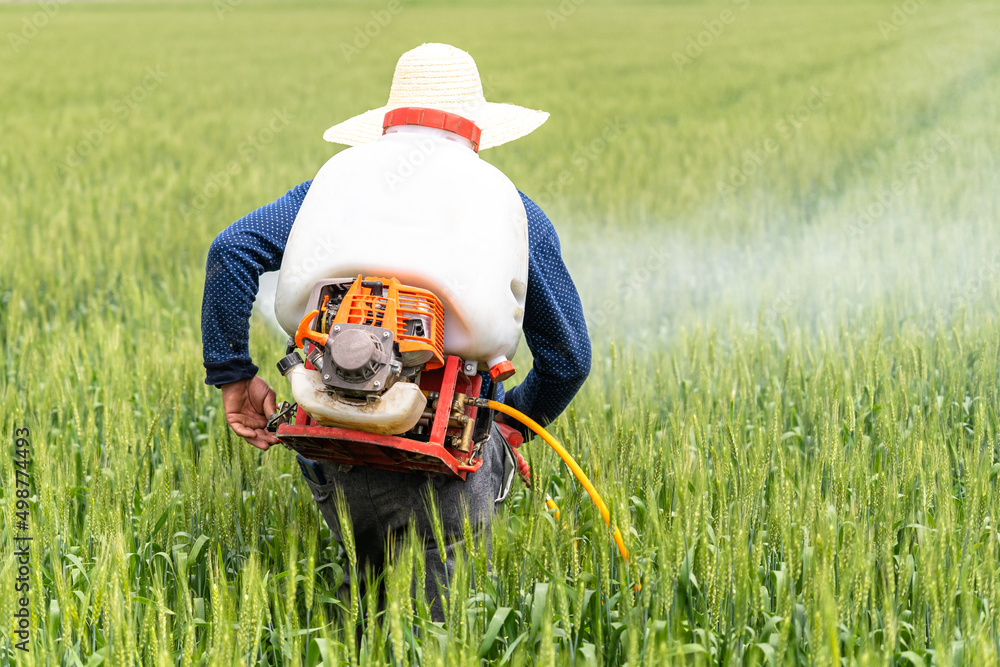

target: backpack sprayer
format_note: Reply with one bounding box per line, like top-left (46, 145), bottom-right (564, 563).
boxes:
top-left (268, 274), bottom-right (630, 568)
top-left (270, 274), bottom-right (491, 479)
top-left (266, 107), bottom-right (632, 570)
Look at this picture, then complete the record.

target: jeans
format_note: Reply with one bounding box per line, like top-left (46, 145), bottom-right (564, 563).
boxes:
top-left (298, 423), bottom-right (515, 619)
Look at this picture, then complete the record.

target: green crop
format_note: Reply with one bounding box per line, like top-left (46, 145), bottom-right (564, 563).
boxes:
top-left (2, 1), bottom-right (1000, 664)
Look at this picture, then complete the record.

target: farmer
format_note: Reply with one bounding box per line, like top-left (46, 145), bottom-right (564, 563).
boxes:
top-left (201, 43), bottom-right (591, 616)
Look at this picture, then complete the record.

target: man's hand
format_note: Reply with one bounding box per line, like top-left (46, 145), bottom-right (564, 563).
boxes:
top-left (221, 376), bottom-right (280, 450)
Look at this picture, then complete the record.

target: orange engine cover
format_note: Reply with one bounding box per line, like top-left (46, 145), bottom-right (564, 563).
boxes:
top-left (333, 275), bottom-right (445, 370)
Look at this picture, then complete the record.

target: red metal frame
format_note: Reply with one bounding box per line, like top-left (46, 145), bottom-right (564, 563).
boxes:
top-left (277, 355), bottom-right (484, 479)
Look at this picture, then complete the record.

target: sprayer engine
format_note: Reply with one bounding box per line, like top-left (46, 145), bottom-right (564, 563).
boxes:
top-left (271, 275), bottom-right (495, 479)
top-left (303, 276), bottom-right (443, 399)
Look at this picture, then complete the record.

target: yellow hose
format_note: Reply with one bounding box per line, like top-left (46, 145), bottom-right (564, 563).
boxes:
top-left (545, 495), bottom-right (561, 519)
top-left (487, 401), bottom-right (630, 564)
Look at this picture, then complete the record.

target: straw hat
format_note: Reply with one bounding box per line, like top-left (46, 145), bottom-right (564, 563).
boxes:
top-left (323, 43), bottom-right (549, 151)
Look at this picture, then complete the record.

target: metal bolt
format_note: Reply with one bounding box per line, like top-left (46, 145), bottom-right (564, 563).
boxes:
top-left (333, 325), bottom-right (341, 332)
top-left (465, 363), bottom-right (475, 373)
top-left (323, 374), bottom-right (331, 381)
top-left (373, 380), bottom-right (381, 388)
top-left (383, 331), bottom-right (390, 338)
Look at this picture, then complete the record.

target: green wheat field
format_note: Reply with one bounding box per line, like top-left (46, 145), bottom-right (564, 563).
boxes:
top-left (3, 0), bottom-right (1000, 664)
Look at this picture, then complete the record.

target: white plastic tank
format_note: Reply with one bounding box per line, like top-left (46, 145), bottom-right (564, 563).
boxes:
top-left (274, 123), bottom-right (529, 374)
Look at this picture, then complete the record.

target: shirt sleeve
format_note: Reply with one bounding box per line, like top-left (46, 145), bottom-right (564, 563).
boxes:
top-left (201, 180), bottom-right (312, 386)
top-left (499, 192), bottom-right (592, 434)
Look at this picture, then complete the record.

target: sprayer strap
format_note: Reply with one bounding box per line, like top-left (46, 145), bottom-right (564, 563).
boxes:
top-left (382, 107), bottom-right (482, 153)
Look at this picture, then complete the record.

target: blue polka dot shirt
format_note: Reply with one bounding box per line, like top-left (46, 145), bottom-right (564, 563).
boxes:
top-left (202, 180), bottom-right (592, 431)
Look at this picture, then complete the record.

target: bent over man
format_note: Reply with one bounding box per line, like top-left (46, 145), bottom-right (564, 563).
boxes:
top-left (200, 43), bottom-right (591, 617)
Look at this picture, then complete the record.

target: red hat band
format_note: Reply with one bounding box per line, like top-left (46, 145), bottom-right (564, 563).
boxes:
top-left (382, 107), bottom-right (482, 153)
